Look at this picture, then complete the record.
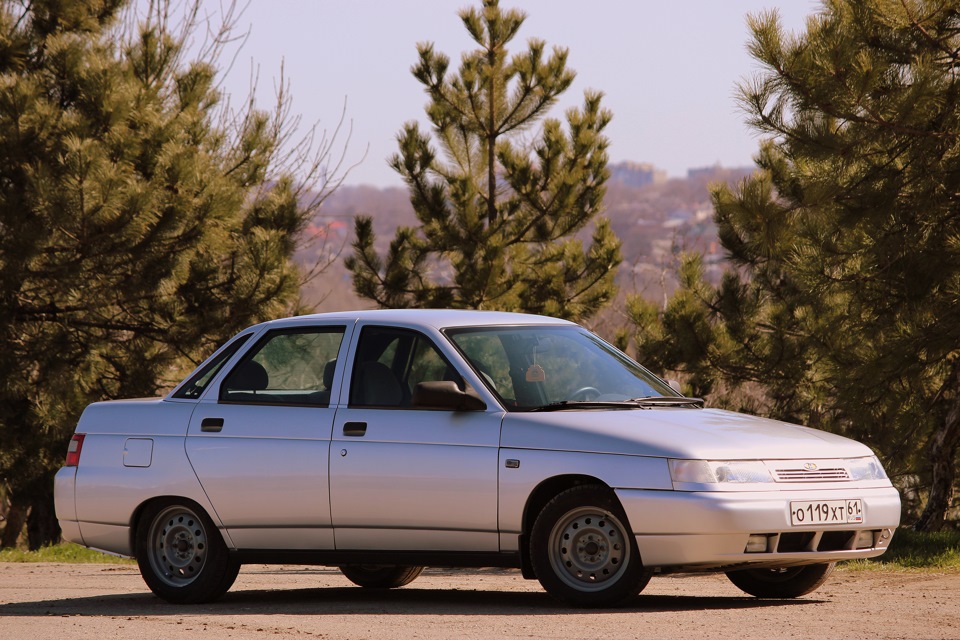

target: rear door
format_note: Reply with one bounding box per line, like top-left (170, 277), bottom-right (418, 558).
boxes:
top-left (186, 322), bottom-right (352, 549)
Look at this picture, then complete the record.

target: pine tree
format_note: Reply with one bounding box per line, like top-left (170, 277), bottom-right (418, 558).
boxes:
top-left (346, 0), bottom-right (620, 321)
top-left (627, 0), bottom-right (960, 530)
top-left (0, 0), bottom-right (344, 547)
top-left (626, 252), bottom-right (823, 428)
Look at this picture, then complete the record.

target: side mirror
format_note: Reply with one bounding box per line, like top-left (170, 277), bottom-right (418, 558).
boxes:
top-left (413, 381), bottom-right (487, 411)
top-left (666, 379), bottom-right (683, 394)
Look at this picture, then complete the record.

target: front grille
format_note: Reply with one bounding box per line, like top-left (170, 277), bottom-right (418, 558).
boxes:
top-left (777, 532), bottom-right (816, 552)
top-left (743, 529), bottom-right (887, 554)
top-left (818, 530), bottom-right (857, 552)
top-left (776, 530), bottom-right (856, 552)
top-left (773, 467), bottom-right (850, 482)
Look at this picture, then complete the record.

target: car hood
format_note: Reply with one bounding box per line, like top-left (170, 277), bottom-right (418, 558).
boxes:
top-left (500, 407), bottom-right (873, 460)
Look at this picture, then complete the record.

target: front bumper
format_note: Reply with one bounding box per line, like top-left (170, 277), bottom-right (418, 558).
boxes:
top-left (616, 485), bottom-right (901, 570)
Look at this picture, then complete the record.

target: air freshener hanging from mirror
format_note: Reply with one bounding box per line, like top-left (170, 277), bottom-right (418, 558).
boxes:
top-left (526, 345), bottom-right (546, 382)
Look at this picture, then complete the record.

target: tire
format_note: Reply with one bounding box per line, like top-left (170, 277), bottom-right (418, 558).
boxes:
top-left (135, 498), bottom-right (240, 604)
top-left (726, 562), bottom-right (835, 598)
top-left (530, 484), bottom-right (650, 607)
top-left (339, 565), bottom-right (424, 588)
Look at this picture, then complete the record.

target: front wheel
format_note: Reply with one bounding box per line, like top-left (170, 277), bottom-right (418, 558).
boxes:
top-left (339, 565), bottom-right (424, 588)
top-left (530, 485), bottom-right (650, 607)
top-left (135, 498), bottom-right (239, 604)
top-left (726, 562), bottom-right (835, 598)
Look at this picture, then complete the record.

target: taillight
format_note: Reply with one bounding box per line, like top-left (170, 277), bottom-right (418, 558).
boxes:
top-left (65, 433), bottom-right (85, 467)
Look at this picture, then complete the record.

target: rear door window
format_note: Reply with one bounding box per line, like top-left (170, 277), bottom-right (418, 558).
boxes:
top-left (220, 326), bottom-right (345, 406)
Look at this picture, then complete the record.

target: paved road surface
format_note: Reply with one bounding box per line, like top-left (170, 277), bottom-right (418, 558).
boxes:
top-left (1, 563), bottom-right (957, 639)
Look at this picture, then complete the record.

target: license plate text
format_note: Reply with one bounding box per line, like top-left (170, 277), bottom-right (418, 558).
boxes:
top-left (790, 499), bottom-right (863, 526)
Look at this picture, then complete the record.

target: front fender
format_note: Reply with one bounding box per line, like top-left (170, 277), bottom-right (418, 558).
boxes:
top-left (498, 448), bottom-right (671, 552)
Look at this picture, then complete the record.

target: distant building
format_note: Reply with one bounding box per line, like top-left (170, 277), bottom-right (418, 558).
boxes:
top-left (687, 163), bottom-right (724, 179)
top-left (609, 161), bottom-right (667, 187)
top-left (687, 164), bottom-right (754, 180)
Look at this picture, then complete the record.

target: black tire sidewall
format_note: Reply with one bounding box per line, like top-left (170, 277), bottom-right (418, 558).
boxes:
top-left (530, 484), bottom-right (647, 607)
top-left (726, 562), bottom-right (835, 598)
top-left (135, 497), bottom-right (238, 604)
top-left (338, 565), bottom-right (424, 588)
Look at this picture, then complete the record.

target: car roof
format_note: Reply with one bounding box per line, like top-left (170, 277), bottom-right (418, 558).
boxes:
top-left (258, 309), bottom-right (575, 331)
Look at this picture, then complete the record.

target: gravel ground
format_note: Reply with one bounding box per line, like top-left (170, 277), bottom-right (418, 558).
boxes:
top-left (0, 563), bottom-right (958, 640)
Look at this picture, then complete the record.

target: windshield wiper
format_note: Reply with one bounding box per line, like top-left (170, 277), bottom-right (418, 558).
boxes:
top-left (527, 396), bottom-right (705, 412)
top-left (628, 396), bottom-right (704, 408)
top-left (527, 400), bottom-right (644, 412)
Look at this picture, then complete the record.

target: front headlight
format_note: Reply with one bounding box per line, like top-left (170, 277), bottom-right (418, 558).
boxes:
top-left (668, 459), bottom-right (774, 484)
top-left (845, 456), bottom-right (888, 481)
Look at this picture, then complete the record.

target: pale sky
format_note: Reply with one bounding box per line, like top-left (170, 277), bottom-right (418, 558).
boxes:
top-left (203, 1), bottom-right (816, 187)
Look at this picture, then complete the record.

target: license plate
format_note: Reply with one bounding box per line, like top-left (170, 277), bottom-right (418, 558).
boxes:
top-left (790, 499), bottom-right (863, 526)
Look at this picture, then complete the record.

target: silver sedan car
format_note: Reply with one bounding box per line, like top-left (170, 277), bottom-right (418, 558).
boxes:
top-left (54, 309), bottom-right (900, 607)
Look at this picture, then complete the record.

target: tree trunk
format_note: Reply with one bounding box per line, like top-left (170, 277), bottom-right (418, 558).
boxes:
top-left (1, 499), bottom-right (28, 549)
top-left (486, 40), bottom-right (497, 225)
top-left (914, 360), bottom-right (960, 532)
top-left (26, 488), bottom-right (61, 550)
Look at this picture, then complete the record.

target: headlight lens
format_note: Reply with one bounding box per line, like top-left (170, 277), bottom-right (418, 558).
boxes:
top-left (845, 456), bottom-right (887, 481)
top-left (669, 459), bottom-right (774, 484)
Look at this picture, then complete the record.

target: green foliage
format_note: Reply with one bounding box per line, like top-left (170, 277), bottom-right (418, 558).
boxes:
top-left (4, 535), bottom-right (955, 572)
top-left (0, 0), bottom-right (341, 548)
top-left (0, 542), bottom-right (134, 564)
top-left (844, 529), bottom-right (960, 572)
top-left (626, 0), bottom-right (960, 529)
top-left (347, 0), bottom-right (620, 321)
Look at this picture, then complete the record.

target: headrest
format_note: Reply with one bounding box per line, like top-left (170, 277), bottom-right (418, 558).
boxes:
top-left (323, 359), bottom-right (337, 389)
top-left (229, 360), bottom-right (269, 391)
top-left (358, 361), bottom-right (403, 406)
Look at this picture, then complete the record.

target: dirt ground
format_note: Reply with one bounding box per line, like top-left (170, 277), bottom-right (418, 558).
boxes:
top-left (0, 563), bottom-right (958, 640)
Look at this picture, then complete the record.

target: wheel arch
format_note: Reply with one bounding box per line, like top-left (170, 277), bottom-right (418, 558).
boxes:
top-left (129, 495), bottom-right (229, 556)
top-left (519, 474), bottom-right (615, 579)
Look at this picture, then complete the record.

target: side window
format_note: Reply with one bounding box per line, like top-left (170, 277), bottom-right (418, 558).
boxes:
top-left (172, 333), bottom-right (253, 400)
top-left (408, 337), bottom-right (453, 390)
top-left (449, 332), bottom-right (514, 403)
top-left (219, 326), bottom-right (345, 406)
top-left (350, 326), bottom-right (462, 408)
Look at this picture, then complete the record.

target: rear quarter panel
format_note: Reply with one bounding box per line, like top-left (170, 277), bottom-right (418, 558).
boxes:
top-left (71, 399), bottom-right (222, 555)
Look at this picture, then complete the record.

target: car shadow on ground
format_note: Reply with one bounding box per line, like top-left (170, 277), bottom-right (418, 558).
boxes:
top-left (0, 586), bottom-right (821, 617)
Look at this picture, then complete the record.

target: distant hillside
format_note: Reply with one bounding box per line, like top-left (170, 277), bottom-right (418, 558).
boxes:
top-left (297, 163), bottom-right (755, 330)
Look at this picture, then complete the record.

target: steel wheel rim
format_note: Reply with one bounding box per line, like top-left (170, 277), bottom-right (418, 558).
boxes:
top-left (147, 506), bottom-right (208, 588)
top-left (547, 506), bottom-right (630, 592)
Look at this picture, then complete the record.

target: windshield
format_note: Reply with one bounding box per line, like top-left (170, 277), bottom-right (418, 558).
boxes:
top-left (446, 325), bottom-right (678, 411)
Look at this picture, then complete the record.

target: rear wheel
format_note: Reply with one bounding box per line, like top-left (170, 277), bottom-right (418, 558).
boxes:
top-left (530, 485), bottom-right (650, 607)
top-left (339, 565), bottom-right (424, 588)
top-left (135, 498), bottom-right (239, 604)
top-left (726, 562), bottom-right (835, 598)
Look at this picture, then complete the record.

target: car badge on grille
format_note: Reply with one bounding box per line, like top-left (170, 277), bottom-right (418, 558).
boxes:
top-left (803, 462), bottom-right (818, 471)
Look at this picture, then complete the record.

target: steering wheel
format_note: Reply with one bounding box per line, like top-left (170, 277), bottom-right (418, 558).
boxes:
top-left (569, 386), bottom-right (601, 401)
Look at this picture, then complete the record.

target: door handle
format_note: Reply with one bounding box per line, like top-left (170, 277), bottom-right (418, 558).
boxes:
top-left (200, 417), bottom-right (224, 432)
top-left (343, 421), bottom-right (367, 437)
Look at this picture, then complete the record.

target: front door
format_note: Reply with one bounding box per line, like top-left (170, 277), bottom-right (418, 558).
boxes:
top-left (329, 324), bottom-right (503, 551)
